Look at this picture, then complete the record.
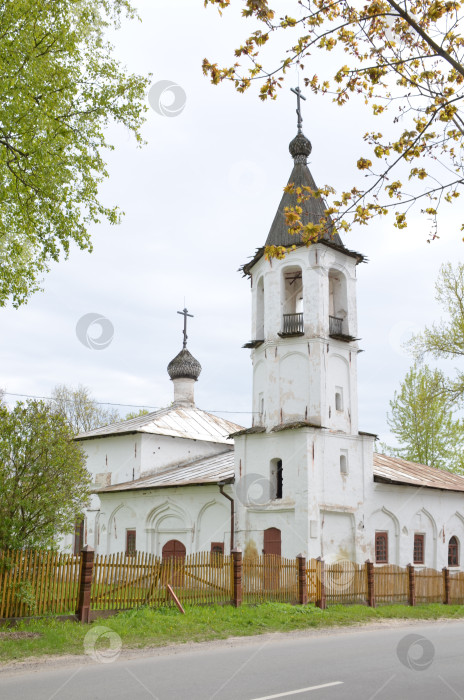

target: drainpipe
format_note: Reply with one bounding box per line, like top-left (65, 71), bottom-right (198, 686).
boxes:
top-left (218, 482), bottom-right (234, 552)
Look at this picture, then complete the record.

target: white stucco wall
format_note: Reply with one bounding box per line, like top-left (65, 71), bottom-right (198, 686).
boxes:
top-left (249, 244), bottom-right (359, 433)
top-left (96, 485), bottom-right (233, 556)
top-left (234, 426), bottom-right (464, 570)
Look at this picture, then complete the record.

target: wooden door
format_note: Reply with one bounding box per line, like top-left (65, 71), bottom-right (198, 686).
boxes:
top-left (263, 527), bottom-right (281, 555)
top-left (263, 528), bottom-right (281, 592)
top-left (162, 540), bottom-right (186, 587)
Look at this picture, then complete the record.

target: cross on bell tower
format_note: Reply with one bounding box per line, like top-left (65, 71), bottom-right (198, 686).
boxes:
top-left (290, 86), bottom-right (306, 134)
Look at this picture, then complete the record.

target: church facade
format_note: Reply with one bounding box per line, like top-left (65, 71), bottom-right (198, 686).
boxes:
top-left (67, 118), bottom-right (464, 573)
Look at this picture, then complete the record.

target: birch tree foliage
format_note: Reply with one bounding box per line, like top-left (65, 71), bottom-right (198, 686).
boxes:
top-left (409, 262), bottom-right (464, 402)
top-left (381, 363), bottom-right (464, 472)
top-left (203, 0), bottom-right (464, 252)
top-left (0, 0), bottom-right (150, 308)
top-left (51, 384), bottom-right (120, 435)
top-left (0, 400), bottom-right (91, 550)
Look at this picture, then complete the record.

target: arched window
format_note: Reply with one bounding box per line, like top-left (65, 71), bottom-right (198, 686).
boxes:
top-left (270, 458), bottom-right (283, 499)
top-left (413, 533), bottom-right (425, 565)
top-left (281, 266), bottom-right (304, 335)
top-left (256, 276), bottom-right (265, 339)
top-left (449, 536), bottom-right (459, 567)
top-left (375, 531), bottom-right (388, 564)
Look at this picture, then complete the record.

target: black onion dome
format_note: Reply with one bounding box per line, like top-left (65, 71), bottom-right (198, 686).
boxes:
top-left (167, 348), bottom-right (202, 381)
top-left (289, 132), bottom-right (312, 162)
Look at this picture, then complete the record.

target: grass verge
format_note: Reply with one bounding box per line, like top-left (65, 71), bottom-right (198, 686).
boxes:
top-left (1, 602), bottom-right (464, 664)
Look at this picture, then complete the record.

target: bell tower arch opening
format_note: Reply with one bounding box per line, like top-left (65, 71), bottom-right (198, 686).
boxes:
top-left (328, 269), bottom-right (348, 337)
top-left (256, 276), bottom-right (265, 340)
top-left (281, 266), bottom-right (304, 336)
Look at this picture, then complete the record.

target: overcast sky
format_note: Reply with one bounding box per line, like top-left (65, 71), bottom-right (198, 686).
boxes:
top-left (1, 0), bottom-right (462, 444)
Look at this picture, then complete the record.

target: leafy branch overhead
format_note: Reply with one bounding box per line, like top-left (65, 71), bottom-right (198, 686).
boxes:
top-left (203, 0), bottom-right (464, 246)
top-left (0, 0), bottom-right (150, 308)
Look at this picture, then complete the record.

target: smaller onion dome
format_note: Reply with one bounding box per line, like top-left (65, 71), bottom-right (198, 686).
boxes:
top-left (289, 132), bottom-right (312, 162)
top-left (167, 348), bottom-right (202, 381)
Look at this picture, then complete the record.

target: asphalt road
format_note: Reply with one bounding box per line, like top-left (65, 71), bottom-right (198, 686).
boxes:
top-left (1, 621), bottom-right (464, 700)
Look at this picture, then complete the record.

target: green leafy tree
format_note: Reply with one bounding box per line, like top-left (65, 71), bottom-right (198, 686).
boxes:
top-left (51, 384), bottom-right (120, 435)
top-left (409, 263), bottom-right (464, 403)
top-left (125, 408), bottom-right (150, 420)
top-left (204, 0), bottom-right (464, 244)
top-left (381, 363), bottom-right (464, 472)
top-left (0, 400), bottom-right (91, 549)
top-left (0, 0), bottom-right (150, 308)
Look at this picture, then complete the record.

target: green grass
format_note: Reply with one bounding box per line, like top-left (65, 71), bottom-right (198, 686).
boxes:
top-left (2, 602), bottom-right (464, 664)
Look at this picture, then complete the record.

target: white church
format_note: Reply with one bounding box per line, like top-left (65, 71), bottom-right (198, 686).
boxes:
top-left (68, 110), bottom-right (464, 572)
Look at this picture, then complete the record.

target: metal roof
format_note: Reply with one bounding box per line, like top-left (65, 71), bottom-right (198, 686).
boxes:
top-left (94, 448), bottom-right (464, 496)
top-left (75, 405), bottom-right (244, 444)
top-left (373, 453), bottom-right (464, 493)
top-left (96, 450), bottom-right (235, 493)
top-left (241, 141), bottom-right (365, 275)
top-left (265, 159), bottom-right (345, 250)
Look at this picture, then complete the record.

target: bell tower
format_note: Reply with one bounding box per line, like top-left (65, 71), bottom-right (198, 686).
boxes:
top-left (243, 106), bottom-right (364, 435)
top-left (233, 90), bottom-right (372, 561)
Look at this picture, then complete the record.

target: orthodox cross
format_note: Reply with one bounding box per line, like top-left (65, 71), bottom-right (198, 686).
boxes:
top-left (177, 307), bottom-right (193, 349)
top-left (290, 86), bottom-right (306, 133)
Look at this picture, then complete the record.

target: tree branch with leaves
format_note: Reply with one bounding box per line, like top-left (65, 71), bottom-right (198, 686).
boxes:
top-left (0, 0), bottom-right (150, 308)
top-left (203, 0), bottom-right (464, 247)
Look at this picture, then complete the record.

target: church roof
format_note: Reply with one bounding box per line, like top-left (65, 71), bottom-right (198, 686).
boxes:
top-left (94, 449), bottom-right (464, 495)
top-left (74, 405), bottom-right (244, 445)
top-left (96, 450), bottom-right (235, 493)
top-left (241, 131), bottom-right (365, 275)
top-left (373, 453), bottom-right (464, 493)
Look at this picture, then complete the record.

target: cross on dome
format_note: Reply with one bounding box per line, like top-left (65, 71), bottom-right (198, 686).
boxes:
top-left (177, 307), bottom-right (193, 349)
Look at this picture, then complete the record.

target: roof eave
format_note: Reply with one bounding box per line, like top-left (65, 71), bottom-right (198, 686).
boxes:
top-left (95, 475), bottom-right (235, 495)
top-left (373, 474), bottom-right (464, 493)
top-left (240, 240), bottom-right (365, 277)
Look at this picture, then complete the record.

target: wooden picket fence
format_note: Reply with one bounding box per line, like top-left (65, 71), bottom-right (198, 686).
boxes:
top-left (325, 560), bottom-right (367, 604)
top-left (91, 551), bottom-right (233, 610)
top-left (374, 564), bottom-right (409, 604)
top-left (0, 550), bottom-right (81, 619)
top-left (449, 571), bottom-right (464, 604)
top-left (306, 558), bottom-right (321, 603)
top-left (3, 548), bottom-right (464, 621)
top-left (242, 555), bottom-right (298, 603)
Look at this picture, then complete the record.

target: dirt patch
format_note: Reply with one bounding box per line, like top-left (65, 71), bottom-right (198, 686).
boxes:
top-left (0, 631), bottom-right (42, 640)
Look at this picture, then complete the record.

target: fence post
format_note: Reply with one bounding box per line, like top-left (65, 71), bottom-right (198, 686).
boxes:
top-left (316, 557), bottom-right (326, 610)
top-left (443, 567), bottom-right (451, 605)
top-left (366, 560), bottom-right (375, 608)
top-left (232, 548), bottom-right (242, 608)
top-left (297, 554), bottom-right (307, 605)
top-left (407, 563), bottom-right (416, 606)
top-left (76, 545), bottom-right (94, 623)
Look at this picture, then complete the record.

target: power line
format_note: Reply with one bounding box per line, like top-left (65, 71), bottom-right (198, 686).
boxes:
top-left (2, 391), bottom-right (256, 414)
